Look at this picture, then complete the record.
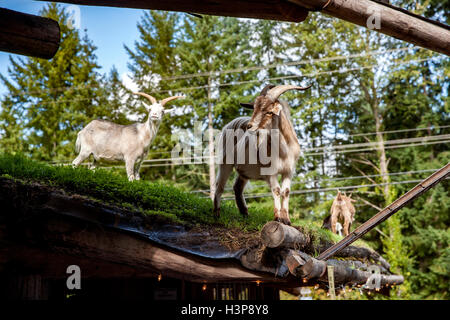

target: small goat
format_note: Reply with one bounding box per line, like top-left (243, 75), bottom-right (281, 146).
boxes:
top-left (213, 84), bottom-right (311, 225)
top-left (72, 92), bottom-right (182, 181)
top-left (329, 191), bottom-right (356, 236)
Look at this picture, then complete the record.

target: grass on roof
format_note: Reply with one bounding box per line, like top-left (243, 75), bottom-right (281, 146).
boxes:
top-left (0, 153), bottom-right (360, 246)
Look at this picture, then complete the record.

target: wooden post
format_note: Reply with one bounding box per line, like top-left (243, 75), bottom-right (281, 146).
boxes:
top-left (327, 265), bottom-right (336, 299)
top-left (0, 8), bottom-right (60, 59)
top-left (260, 221), bottom-right (309, 249)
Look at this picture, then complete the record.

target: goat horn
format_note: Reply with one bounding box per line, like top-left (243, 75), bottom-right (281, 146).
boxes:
top-left (135, 92), bottom-right (157, 105)
top-left (160, 95), bottom-right (184, 107)
top-left (266, 84), bottom-right (312, 102)
top-left (260, 84), bottom-right (276, 96)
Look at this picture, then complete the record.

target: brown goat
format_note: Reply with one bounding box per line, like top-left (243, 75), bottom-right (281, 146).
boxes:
top-left (330, 191), bottom-right (356, 236)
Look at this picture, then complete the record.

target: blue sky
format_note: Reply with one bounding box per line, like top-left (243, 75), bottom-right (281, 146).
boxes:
top-left (0, 0), bottom-right (146, 94)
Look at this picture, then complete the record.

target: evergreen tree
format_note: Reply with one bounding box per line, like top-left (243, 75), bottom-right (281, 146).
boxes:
top-left (0, 3), bottom-right (110, 161)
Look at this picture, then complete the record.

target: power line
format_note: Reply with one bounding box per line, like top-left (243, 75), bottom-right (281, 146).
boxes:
top-left (5, 47), bottom-right (415, 97)
top-left (4, 56), bottom-right (438, 101)
top-left (50, 134), bottom-right (449, 167)
top-left (190, 169), bottom-right (439, 193)
top-left (219, 179), bottom-right (444, 200)
top-left (159, 47), bottom-right (417, 81)
top-left (303, 133), bottom-right (450, 152)
top-left (141, 138), bottom-right (450, 165)
top-left (151, 57), bottom-right (436, 94)
top-left (303, 139), bottom-right (450, 157)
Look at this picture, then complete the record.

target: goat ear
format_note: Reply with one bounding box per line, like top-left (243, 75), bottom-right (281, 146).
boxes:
top-left (143, 102), bottom-right (152, 110)
top-left (272, 103), bottom-right (282, 116)
top-left (240, 102), bottom-right (254, 109)
top-left (165, 108), bottom-right (175, 114)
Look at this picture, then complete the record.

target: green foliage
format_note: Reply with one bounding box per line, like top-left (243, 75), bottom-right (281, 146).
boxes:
top-left (0, 3), bottom-right (126, 161)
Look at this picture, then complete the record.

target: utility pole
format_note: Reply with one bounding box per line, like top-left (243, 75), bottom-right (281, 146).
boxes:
top-left (207, 73), bottom-right (216, 200)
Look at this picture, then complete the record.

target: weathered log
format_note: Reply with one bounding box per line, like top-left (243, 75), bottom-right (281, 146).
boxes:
top-left (298, 257), bottom-right (327, 279)
top-left (286, 252), bottom-right (306, 275)
top-left (288, 255), bottom-right (404, 287)
top-left (41, 0), bottom-right (309, 22)
top-left (319, 244), bottom-right (391, 271)
top-left (0, 8), bottom-right (60, 59)
top-left (291, 0), bottom-right (450, 55)
top-left (46, 0), bottom-right (450, 55)
top-left (261, 221), bottom-right (309, 249)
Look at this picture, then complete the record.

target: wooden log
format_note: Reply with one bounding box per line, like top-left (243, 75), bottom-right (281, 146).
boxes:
top-left (298, 257), bottom-right (327, 279)
top-left (287, 254), bottom-right (404, 287)
top-left (46, 0), bottom-right (450, 55)
top-left (286, 252), bottom-right (306, 275)
top-left (42, 0), bottom-right (309, 22)
top-left (0, 8), bottom-right (60, 59)
top-left (291, 0), bottom-right (450, 55)
top-left (260, 221), bottom-right (309, 249)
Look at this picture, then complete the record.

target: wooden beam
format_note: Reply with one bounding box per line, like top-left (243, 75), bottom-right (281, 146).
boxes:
top-left (0, 8), bottom-right (60, 59)
top-left (44, 0), bottom-right (450, 55)
top-left (290, 0), bottom-right (450, 55)
top-left (41, 0), bottom-right (308, 22)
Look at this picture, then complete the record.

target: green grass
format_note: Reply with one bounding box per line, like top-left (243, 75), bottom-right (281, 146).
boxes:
top-left (0, 154), bottom-right (270, 230)
top-left (0, 153), bottom-right (368, 247)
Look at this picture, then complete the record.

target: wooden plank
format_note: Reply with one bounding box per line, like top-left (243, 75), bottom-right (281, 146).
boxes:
top-left (0, 8), bottom-right (60, 59)
top-left (317, 163), bottom-right (450, 261)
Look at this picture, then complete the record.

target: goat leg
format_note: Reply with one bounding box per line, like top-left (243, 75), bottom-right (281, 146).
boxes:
top-left (280, 176), bottom-right (292, 225)
top-left (233, 176), bottom-right (248, 217)
top-left (125, 158), bottom-right (136, 181)
top-left (213, 164), bottom-right (233, 217)
top-left (269, 176), bottom-right (282, 223)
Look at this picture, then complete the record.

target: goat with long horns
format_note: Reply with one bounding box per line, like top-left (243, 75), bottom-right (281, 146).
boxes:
top-left (213, 83), bottom-right (311, 225)
top-left (72, 92), bottom-right (183, 181)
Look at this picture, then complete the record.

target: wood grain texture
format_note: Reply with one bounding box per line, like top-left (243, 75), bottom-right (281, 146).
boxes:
top-left (0, 8), bottom-right (60, 59)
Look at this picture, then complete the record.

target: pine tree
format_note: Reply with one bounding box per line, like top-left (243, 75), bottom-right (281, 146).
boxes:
top-left (0, 3), bottom-right (110, 161)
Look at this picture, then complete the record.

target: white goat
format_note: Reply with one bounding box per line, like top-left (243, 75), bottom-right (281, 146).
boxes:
top-left (72, 92), bottom-right (182, 181)
top-left (213, 84), bottom-right (310, 225)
